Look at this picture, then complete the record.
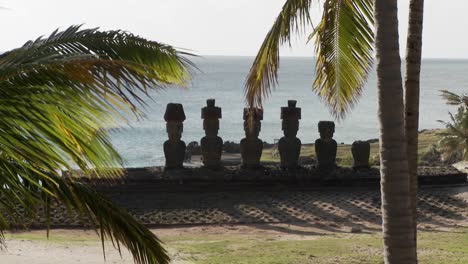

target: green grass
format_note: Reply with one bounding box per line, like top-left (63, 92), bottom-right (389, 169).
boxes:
top-left (261, 129), bottom-right (442, 167)
top-left (7, 226), bottom-right (467, 264)
top-left (168, 234), bottom-right (380, 263)
top-left (166, 228), bottom-right (468, 264)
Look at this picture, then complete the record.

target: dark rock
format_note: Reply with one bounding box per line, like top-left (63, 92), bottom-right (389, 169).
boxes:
top-left (223, 141), bottom-right (241, 153)
top-left (299, 156), bottom-right (316, 165)
top-left (350, 226), bottom-right (362, 233)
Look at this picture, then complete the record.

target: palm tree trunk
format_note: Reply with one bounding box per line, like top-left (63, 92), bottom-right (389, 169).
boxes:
top-left (404, 0), bottom-right (424, 254)
top-left (374, 0), bottom-right (417, 263)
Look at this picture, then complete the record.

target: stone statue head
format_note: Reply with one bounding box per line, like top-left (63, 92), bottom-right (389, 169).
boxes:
top-left (318, 121), bottom-right (335, 140)
top-left (242, 108), bottom-right (263, 139)
top-left (201, 99), bottom-right (222, 137)
top-left (166, 121), bottom-right (183, 141)
top-left (281, 100), bottom-right (301, 138)
top-left (203, 119), bottom-right (219, 137)
top-left (244, 120), bottom-right (261, 138)
top-left (282, 119), bottom-right (299, 137)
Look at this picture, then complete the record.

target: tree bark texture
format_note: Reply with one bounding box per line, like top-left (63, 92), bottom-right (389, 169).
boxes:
top-left (374, 0), bottom-right (418, 263)
top-left (404, 0), bottom-right (424, 256)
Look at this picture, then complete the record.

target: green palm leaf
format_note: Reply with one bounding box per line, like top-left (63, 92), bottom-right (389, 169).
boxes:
top-left (0, 25), bottom-right (194, 264)
top-left (311, 0), bottom-right (374, 118)
top-left (245, 0), bottom-right (313, 108)
top-left (244, 0), bottom-right (374, 119)
top-left (437, 92), bottom-right (468, 161)
top-left (49, 175), bottom-right (170, 264)
top-left (440, 89), bottom-right (468, 106)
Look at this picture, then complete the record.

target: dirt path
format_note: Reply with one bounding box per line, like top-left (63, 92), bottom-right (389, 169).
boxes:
top-left (2, 229), bottom-right (193, 264)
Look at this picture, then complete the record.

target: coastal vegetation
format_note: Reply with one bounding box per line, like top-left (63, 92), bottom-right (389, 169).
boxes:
top-left (438, 90), bottom-right (468, 161)
top-left (0, 25), bottom-right (193, 264)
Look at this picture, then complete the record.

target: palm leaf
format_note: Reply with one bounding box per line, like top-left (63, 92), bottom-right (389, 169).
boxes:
top-left (244, 0), bottom-right (313, 108)
top-left (440, 90), bottom-right (468, 106)
top-left (244, 0), bottom-right (374, 119)
top-left (48, 175), bottom-right (170, 264)
top-left (0, 25), bottom-right (194, 177)
top-left (437, 104), bottom-right (468, 161)
top-left (0, 25), bottom-right (194, 263)
top-left (311, 0), bottom-right (374, 118)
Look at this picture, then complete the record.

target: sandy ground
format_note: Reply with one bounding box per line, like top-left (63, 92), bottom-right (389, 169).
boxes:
top-left (0, 224), bottom-right (370, 264)
top-left (3, 222), bottom-right (466, 264)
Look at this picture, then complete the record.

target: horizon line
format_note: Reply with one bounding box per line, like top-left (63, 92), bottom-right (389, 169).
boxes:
top-left (196, 54), bottom-right (468, 60)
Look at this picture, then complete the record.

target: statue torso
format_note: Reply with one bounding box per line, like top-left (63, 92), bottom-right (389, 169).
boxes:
top-left (315, 139), bottom-right (337, 168)
top-left (164, 140), bottom-right (186, 169)
top-left (278, 137), bottom-right (301, 168)
top-left (240, 138), bottom-right (263, 167)
top-left (201, 136), bottom-right (223, 167)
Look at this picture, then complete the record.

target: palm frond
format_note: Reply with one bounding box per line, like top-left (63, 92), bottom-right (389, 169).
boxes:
top-left (0, 25), bottom-right (194, 111)
top-left (440, 90), bottom-right (468, 107)
top-left (48, 175), bottom-right (170, 264)
top-left (311, 0), bottom-right (374, 118)
top-left (0, 25), bottom-right (194, 178)
top-left (244, 0), bottom-right (313, 108)
top-left (244, 0), bottom-right (374, 119)
top-left (0, 25), bottom-right (195, 263)
top-left (1, 168), bottom-right (170, 263)
top-left (437, 105), bottom-right (468, 161)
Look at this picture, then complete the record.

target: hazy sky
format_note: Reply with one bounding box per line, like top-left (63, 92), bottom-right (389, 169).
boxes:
top-left (1, 0), bottom-right (467, 58)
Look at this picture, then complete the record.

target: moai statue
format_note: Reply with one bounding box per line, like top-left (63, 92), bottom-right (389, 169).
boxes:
top-left (315, 121), bottom-right (337, 170)
top-left (200, 99), bottom-right (223, 169)
top-left (352, 141), bottom-right (371, 169)
top-left (163, 103), bottom-right (186, 170)
top-left (240, 108), bottom-right (264, 169)
top-left (278, 100), bottom-right (302, 169)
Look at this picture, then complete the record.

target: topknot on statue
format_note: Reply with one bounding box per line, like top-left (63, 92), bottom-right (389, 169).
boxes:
top-left (201, 99), bottom-right (222, 119)
top-left (281, 100), bottom-right (301, 120)
top-left (164, 103), bottom-right (186, 122)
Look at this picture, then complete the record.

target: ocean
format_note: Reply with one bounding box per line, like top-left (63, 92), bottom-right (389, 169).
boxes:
top-left (109, 56), bottom-right (468, 167)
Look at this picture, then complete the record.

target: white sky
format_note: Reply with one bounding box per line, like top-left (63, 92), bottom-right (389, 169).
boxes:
top-left (1, 0), bottom-right (467, 58)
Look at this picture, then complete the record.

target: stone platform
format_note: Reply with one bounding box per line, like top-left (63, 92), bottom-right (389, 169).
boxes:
top-left (21, 184), bottom-right (468, 229)
top-left (71, 165), bottom-right (467, 187)
top-left (15, 166), bottom-right (467, 228)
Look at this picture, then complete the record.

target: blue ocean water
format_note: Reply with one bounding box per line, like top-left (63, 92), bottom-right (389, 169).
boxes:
top-left (109, 56), bottom-right (468, 167)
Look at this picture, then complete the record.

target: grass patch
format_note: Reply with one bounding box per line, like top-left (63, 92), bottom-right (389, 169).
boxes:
top-left (6, 226), bottom-right (467, 263)
top-left (261, 129), bottom-right (442, 167)
top-left (167, 227), bottom-right (468, 264)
